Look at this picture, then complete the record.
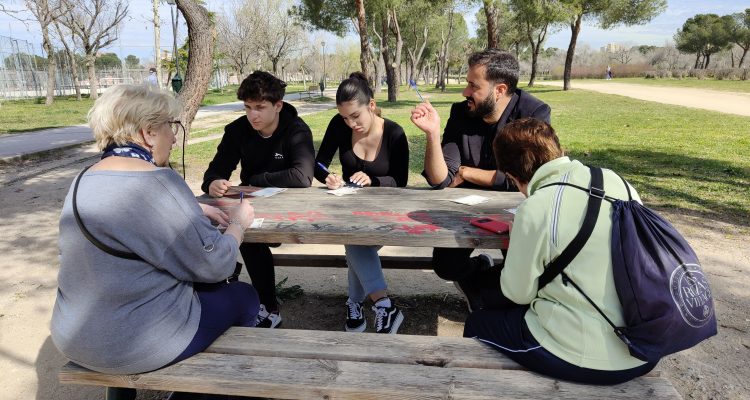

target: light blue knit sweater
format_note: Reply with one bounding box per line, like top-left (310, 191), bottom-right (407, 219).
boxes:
top-left (52, 168), bottom-right (239, 374)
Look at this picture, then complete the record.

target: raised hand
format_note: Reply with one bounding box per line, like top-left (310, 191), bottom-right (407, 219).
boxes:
top-left (410, 100), bottom-right (441, 137)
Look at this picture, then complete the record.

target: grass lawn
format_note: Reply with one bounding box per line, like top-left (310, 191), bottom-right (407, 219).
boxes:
top-left (0, 96), bottom-right (94, 135)
top-left (174, 84), bottom-right (750, 225)
top-left (598, 77), bottom-right (750, 93)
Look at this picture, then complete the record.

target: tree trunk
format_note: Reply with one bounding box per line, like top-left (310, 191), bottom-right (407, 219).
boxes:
top-left (529, 48), bottom-right (538, 87)
top-left (175, 0), bottom-right (215, 141)
top-left (563, 13), bottom-right (582, 91)
top-left (527, 22), bottom-right (548, 88)
top-left (70, 54), bottom-right (82, 100)
top-left (380, 9), bottom-right (402, 103)
top-left (54, 22), bottom-right (81, 100)
top-left (408, 26), bottom-right (428, 83)
top-left (86, 54), bottom-right (99, 99)
top-left (355, 0), bottom-right (373, 84)
top-left (704, 52), bottom-right (711, 69)
top-left (153, 0), bottom-right (162, 87)
top-left (372, 26), bottom-right (383, 95)
top-left (739, 47), bottom-right (749, 68)
top-left (42, 27), bottom-right (56, 105)
top-left (694, 53), bottom-right (700, 69)
top-left (436, 8), bottom-right (455, 92)
top-left (483, 0), bottom-right (498, 49)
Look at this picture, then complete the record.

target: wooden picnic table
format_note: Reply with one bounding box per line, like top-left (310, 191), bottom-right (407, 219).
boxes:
top-left (198, 186), bottom-right (525, 249)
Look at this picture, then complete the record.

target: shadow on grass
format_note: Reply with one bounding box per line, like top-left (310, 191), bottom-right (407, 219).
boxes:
top-left (572, 148), bottom-right (750, 226)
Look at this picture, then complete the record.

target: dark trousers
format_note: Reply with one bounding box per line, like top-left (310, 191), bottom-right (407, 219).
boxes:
top-left (114, 282), bottom-right (260, 400)
top-left (464, 307), bottom-right (658, 385)
top-left (434, 247), bottom-right (516, 309)
top-left (239, 242), bottom-right (278, 311)
top-left (171, 281), bottom-right (260, 364)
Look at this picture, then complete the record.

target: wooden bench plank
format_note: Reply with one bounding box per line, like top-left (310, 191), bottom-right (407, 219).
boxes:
top-left (60, 354), bottom-right (681, 400)
top-left (273, 254), bottom-right (503, 269)
top-left (206, 328), bottom-right (519, 370)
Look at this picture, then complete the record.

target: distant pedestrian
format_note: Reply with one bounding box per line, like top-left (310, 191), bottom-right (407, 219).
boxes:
top-left (146, 67), bottom-right (158, 86)
top-left (606, 65), bottom-right (612, 80)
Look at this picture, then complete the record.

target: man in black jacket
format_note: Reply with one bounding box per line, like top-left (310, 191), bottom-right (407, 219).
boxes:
top-left (410, 49), bottom-right (551, 312)
top-left (202, 71), bottom-right (315, 328)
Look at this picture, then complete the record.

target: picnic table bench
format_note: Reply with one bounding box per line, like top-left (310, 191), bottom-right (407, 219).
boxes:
top-left (59, 327), bottom-right (682, 399)
top-left (305, 85), bottom-right (320, 98)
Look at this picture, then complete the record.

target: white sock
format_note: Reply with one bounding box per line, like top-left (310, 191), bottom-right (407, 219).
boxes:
top-left (375, 297), bottom-right (392, 308)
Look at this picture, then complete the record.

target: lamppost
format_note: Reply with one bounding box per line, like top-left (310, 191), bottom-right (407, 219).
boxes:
top-left (165, 0), bottom-right (182, 93)
top-left (320, 41), bottom-right (326, 92)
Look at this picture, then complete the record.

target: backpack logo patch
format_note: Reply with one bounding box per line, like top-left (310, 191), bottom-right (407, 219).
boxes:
top-left (669, 263), bottom-right (714, 328)
top-left (274, 152), bottom-right (283, 160)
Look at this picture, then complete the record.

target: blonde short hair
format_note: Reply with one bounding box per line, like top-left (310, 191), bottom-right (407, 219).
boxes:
top-left (88, 84), bottom-right (182, 150)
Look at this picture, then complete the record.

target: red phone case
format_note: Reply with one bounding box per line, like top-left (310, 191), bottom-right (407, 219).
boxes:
top-left (470, 217), bottom-right (510, 234)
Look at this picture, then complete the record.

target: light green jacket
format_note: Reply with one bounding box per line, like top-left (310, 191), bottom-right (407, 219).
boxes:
top-left (501, 157), bottom-right (647, 371)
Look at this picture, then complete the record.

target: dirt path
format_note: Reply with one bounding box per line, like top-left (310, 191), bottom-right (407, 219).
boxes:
top-left (538, 81), bottom-right (750, 116)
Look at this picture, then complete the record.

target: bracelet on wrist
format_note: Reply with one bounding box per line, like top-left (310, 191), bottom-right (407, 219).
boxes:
top-left (229, 218), bottom-right (245, 229)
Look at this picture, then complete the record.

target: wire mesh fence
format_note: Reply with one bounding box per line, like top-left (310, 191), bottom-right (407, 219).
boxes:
top-left (0, 34), bottom-right (231, 100)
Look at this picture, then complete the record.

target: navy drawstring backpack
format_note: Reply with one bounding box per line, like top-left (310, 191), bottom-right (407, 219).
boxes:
top-left (536, 166), bottom-right (717, 363)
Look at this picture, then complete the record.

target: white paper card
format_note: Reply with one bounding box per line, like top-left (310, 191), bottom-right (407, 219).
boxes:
top-left (250, 187), bottom-right (286, 197)
top-left (451, 195), bottom-right (490, 206)
top-left (327, 187), bottom-right (359, 196)
top-left (249, 218), bottom-right (264, 229)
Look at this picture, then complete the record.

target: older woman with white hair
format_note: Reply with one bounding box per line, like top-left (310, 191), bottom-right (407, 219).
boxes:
top-left (51, 85), bottom-right (259, 381)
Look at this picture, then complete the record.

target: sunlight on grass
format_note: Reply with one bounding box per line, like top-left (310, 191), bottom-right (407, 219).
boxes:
top-left (0, 96), bottom-right (94, 134)
top-left (173, 84), bottom-right (750, 225)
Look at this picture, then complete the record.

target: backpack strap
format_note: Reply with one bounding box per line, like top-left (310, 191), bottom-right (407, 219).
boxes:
top-left (535, 166), bottom-right (636, 347)
top-left (537, 166), bottom-right (604, 290)
top-left (73, 165), bottom-right (144, 261)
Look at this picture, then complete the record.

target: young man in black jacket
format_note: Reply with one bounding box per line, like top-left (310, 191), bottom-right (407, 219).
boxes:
top-left (202, 71), bottom-right (315, 328)
top-left (410, 49), bottom-right (551, 312)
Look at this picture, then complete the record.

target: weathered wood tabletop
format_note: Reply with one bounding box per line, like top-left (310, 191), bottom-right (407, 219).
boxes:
top-left (199, 186), bottom-right (524, 249)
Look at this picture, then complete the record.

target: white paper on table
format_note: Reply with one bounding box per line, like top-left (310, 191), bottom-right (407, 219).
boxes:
top-left (249, 187), bottom-right (286, 197)
top-left (450, 195), bottom-right (490, 206)
top-left (249, 218), bottom-right (264, 229)
top-left (327, 187), bottom-right (359, 196)
top-left (504, 208), bottom-right (517, 215)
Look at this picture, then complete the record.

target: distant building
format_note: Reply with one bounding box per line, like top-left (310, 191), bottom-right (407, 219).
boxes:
top-left (600, 43), bottom-right (623, 53)
top-left (160, 49), bottom-right (172, 62)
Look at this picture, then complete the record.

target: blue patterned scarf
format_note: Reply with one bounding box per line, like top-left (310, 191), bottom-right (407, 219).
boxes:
top-left (101, 142), bottom-right (155, 165)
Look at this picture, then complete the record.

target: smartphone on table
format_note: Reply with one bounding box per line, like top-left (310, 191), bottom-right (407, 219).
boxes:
top-left (470, 217), bottom-right (510, 234)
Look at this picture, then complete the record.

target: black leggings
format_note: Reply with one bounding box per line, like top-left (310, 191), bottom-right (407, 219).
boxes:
top-left (239, 242), bottom-right (277, 311)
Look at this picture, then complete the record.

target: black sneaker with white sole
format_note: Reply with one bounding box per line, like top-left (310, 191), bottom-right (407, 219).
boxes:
top-left (256, 304), bottom-right (282, 328)
top-left (344, 300), bottom-right (366, 332)
top-left (372, 304), bottom-right (404, 334)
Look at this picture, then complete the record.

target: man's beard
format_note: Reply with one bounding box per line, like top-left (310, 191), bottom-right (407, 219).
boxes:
top-left (467, 91), bottom-right (496, 119)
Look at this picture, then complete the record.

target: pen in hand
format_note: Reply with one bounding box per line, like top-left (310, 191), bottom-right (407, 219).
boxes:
top-left (316, 161), bottom-right (337, 177)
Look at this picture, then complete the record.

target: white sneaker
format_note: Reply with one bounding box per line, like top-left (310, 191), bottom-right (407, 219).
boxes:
top-left (256, 304), bottom-right (282, 328)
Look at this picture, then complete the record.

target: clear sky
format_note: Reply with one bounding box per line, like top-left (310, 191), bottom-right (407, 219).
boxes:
top-left (1, 0), bottom-right (747, 62)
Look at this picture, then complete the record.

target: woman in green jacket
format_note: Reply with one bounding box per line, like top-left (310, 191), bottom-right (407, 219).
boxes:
top-left (463, 118), bottom-right (658, 384)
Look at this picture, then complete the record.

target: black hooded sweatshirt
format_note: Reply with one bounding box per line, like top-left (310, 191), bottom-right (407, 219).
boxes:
top-left (201, 102), bottom-right (315, 193)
